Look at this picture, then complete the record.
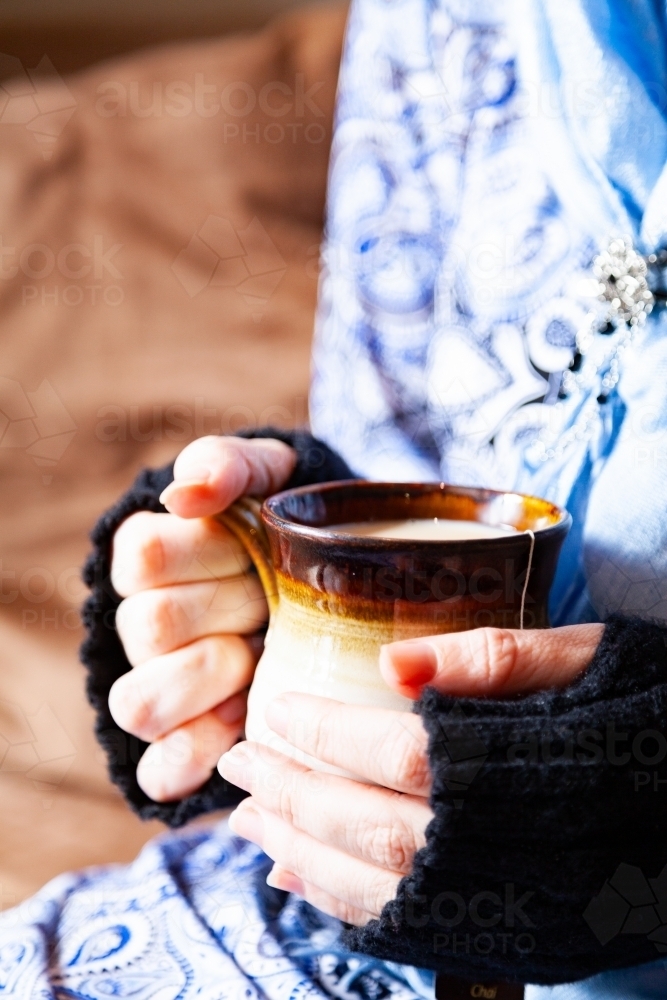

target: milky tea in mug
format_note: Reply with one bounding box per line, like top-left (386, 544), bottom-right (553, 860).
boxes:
top-left (218, 481), bottom-right (570, 775)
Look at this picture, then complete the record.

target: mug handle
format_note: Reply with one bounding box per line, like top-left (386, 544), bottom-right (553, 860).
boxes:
top-left (216, 497), bottom-right (279, 616)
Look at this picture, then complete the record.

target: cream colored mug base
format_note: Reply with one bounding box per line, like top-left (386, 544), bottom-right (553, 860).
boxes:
top-left (244, 596), bottom-right (414, 781)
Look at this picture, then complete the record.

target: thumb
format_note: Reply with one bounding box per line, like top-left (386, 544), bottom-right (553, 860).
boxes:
top-left (159, 435), bottom-right (297, 518)
top-left (379, 623), bottom-right (604, 699)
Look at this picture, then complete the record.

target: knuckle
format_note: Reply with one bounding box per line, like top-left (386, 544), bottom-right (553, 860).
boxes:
top-left (277, 780), bottom-right (298, 828)
top-left (212, 438), bottom-right (253, 493)
top-left (310, 725), bottom-right (333, 764)
top-left (362, 826), bottom-right (398, 871)
top-left (134, 530), bottom-right (167, 588)
top-left (112, 512), bottom-right (165, 594)
top-left (473, 628), bottom-right (519, 690)
top-left (144, 591), bottom-right (181, 653)
top-left (173, 436), bottom-right (220, 475)
top-left (197, 634), bottom-right (230, 676)
top-left (300, 705), bottom-right (336, 762)
top-left (117, 590), bottom-right (181, 661)
top-left (390, 730), bottom-right (431, 792)
top-left (362, 815), bottom-right (415, 874)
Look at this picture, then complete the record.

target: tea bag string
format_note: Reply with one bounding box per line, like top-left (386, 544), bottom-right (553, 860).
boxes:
top-left (519, 530), bottom-right (536, 630)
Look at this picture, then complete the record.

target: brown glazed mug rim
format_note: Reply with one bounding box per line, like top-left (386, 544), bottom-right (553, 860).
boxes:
top-left (261, 480), bottom-right (572, 550)
top-left (217, 481), bottom-right (571, 627)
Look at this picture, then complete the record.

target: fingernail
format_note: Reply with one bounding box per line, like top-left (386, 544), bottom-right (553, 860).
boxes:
top-left (382, 640), bottom-right (438, 686)
top-left (265, 696), bottom-right (289, 737)
top-left (220, 740), bottom-right (253, 764)
top-left (218, 741), bottom-right (253, 782)
top-left (266, 865), bottom-right (305, 896)
top-left (215, 692), bottom-right (247, 726)
top-left (159, 479), bottom-right (211, 508)
top-left (228, 804), bottom-right (264, 846)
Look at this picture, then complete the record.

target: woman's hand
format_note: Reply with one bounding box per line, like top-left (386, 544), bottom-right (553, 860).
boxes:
top-left (218, 623), bottom-right (603, 924)
top-left (108, 434), bottom-right (296, 802)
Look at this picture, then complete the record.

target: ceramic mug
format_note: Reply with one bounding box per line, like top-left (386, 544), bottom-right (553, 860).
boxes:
top-left (218, 480), bottom-right (570, 774)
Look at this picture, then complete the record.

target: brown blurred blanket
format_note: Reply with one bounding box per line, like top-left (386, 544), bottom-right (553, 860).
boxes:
top-left (0, 2), bottom-right (347, 906)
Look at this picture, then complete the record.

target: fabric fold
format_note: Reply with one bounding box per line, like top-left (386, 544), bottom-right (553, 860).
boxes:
top-left (510, 0), bottom-right (667, 246)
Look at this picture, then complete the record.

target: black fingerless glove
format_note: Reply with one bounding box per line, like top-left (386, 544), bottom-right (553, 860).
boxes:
top-left (80, 428), bottom-right (354, 827)
top-left (344, 614), bottom-right (667, 985)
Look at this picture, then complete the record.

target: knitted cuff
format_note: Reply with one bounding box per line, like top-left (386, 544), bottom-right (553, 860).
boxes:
top-left (344, 614), bottom-right (667, 985)
top-left (80, 428), bottom-right (354, 827)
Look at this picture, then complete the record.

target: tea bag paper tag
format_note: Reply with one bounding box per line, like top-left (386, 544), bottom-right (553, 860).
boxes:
top-left (435, 975), bottom-right (525, 999)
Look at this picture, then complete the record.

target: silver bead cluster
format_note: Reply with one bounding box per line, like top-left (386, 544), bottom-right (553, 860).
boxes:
top-left (592, 236), bottom-right (654, 326)
top-left (532, 236), bottom-right (656, 464)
